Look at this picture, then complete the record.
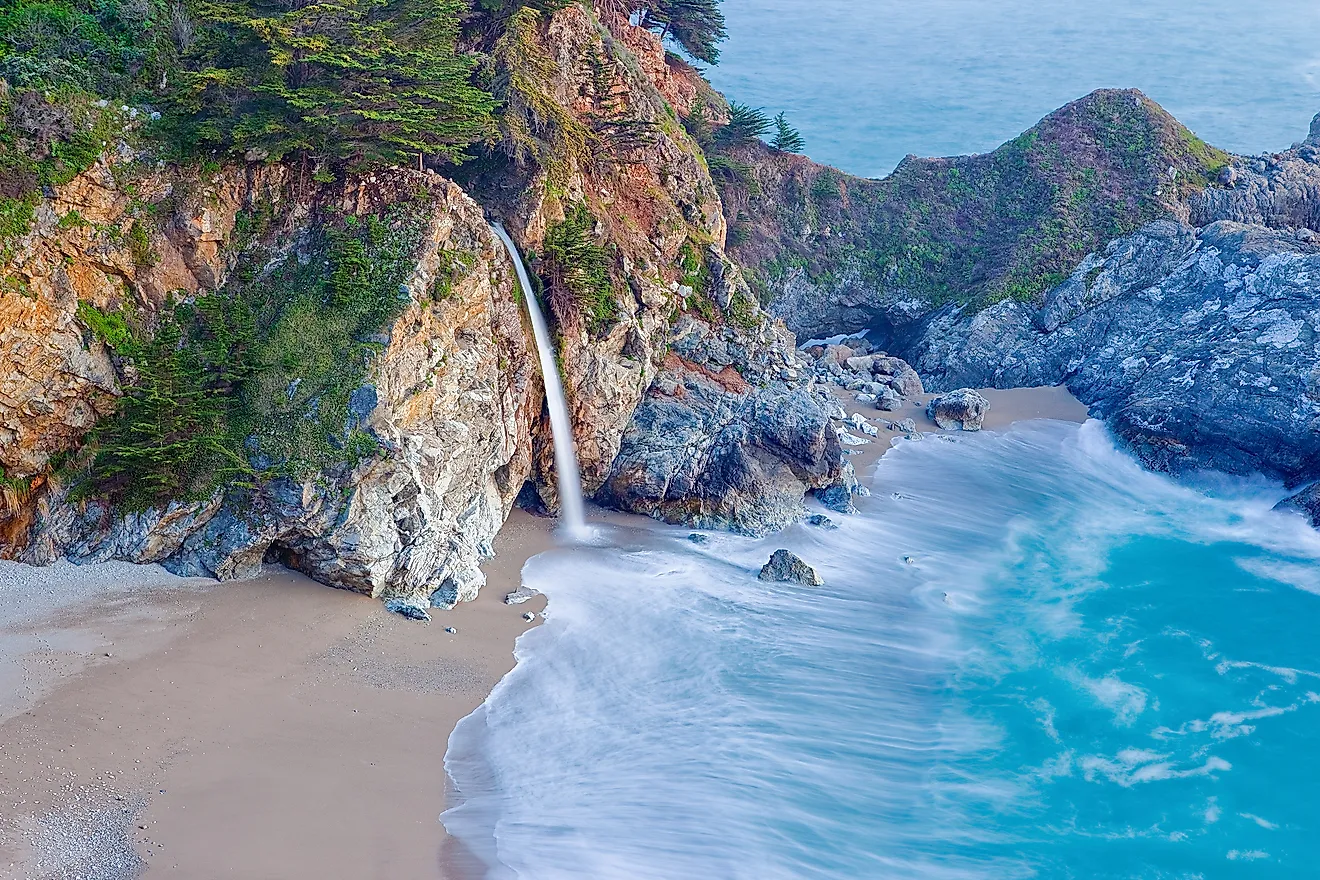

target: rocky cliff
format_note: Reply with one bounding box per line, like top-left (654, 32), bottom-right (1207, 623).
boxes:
top-left (2, 158), bottom-right (541, 605)
top-left (729, 94), bottom-right (1320, 496)
top-left (0, 2), bottom-right (850, 602)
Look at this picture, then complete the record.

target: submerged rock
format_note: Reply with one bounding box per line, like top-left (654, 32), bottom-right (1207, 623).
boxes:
top-left (806, 514), bottom-right (838, 530)
top-left (758, 549), bottom-right (824, 587)
top-left (1274, 484), bottom-right (1320, 527)
top-left (927, 389), bottom-right (990, 431)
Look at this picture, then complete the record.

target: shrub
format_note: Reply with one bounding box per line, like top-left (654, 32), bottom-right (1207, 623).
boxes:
top-left (75, 202), bottom-right (431, 509)
top-left (541, 202), bottom-right (617, 334)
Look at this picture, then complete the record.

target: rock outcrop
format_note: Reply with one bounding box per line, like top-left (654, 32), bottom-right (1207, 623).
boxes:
top-left (596, 316), bottom-right (847, 535)
top-left (726, 92), bottom-right (1320, 493)
top-left (905, 219), bottom-right (1320, 481)
top-left (466, 4), bottom-right (848, 532)
top-left (5, 166), bottom-right (539, 605)
top-left (0, 2), bottom-right (852, 603)
top-left (725, 89), bottom-right (1234, 345)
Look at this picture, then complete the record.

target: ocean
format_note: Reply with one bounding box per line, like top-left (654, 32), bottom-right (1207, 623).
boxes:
top-left (443, 421), bottom-right (1320, 877)
top-left (707, 0), bottom-right (1320, 177)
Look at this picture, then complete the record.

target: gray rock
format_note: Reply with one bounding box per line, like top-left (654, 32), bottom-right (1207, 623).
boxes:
top-left (596, 319), bottom-right (848, 536)
top-left (688, 533), bottom-right (710, 545)
top-left (906, 221), bottom-right (1320, 481)
top-left (1274, 484), bottom-right (1320, 527)
top-left (758, 549), bottom-right (824, 586)
top-left (522, 611), bottom-right (537, 622)
top-left (806, 513), bottom-right (838, 530)
top-left (875, 388), bottom-right (903, 411)
top-left (504, 586), bottom-right (538, 605)
top-left (927, 389), bottom-right (989, 431)
top-left (384, 599), bottom-right (430, 622)
top-left (893, 418), bottom-right (917, 433)
top-left (814, 484), bottom-right (857, 514)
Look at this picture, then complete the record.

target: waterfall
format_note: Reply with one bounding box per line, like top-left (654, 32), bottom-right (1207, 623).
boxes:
top-left (490, 223), bottom-right (588, 538)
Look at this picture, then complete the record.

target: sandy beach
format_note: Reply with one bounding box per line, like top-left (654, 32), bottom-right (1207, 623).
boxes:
top-left (0, 386), bottom-right (1086, 879)
top-left (0, 510), bottom-right (554, 880)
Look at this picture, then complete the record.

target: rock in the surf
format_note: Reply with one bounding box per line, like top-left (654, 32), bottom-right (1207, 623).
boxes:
top-left (1274, 484), bottom-right (1320, 527)
top-left (758, 549), bottom-right (824, 586)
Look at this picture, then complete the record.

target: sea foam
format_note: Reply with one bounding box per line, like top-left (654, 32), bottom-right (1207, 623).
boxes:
top-left (444, 420), bottom-right (1320, 878)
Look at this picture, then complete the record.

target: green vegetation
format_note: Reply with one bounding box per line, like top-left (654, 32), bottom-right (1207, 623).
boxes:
top-left (0, 465), bottom-right (35, 514)
top-left (631, 0), bottom-right (727, 65)
top-left (177, 0), bottom-right (495, 164)
top-left (716, 102), bottom-right (770, 149)
top-left (490, 7), bottom-right (592, 187)
top-left (540, 202), bottom-right (618, 334)
top-left (73, 203), bottom-right (429, 510)
top-left (770, 112), bottom-right (804, 154)
top-left (736, 89), bottom-right (1234, 311)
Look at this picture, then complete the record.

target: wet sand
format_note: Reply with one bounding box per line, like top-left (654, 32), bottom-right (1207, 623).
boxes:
top-left (0, 509), bottom-right (554, 880)
top-left (835, 384), bottom-right (1089, 477)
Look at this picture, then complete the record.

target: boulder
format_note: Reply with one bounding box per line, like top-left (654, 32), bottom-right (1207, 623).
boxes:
top-left (927, 388), bottom-right (990, 431)
top-left (758, 549), bottom-right (824, 586)
top-left (384, 600), bottom-right (431, 622)
top-left (876, 387), bottom-right (904, 412)
top-left (845, 355), bottom-right (876, 373)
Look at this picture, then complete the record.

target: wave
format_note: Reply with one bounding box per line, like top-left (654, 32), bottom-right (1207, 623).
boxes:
top-left (444, 420), bottom-right (1320, 878)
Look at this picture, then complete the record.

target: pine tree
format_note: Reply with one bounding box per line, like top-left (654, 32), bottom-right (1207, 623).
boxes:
top-left (770, 112), bottom-right (805, 153)
top-left (716, 101), bottom-right (769, 148)
top-left (181, 0), bottom-right (496, 165)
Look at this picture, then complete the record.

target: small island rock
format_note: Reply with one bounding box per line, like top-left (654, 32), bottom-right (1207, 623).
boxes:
top-left (758, 549), bottom-right (824, 586)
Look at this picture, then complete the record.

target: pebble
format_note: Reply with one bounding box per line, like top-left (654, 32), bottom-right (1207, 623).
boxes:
top-left (522, 612), bottom-right (536, 622)
top-left (444, 626), bottom-right (457, 634)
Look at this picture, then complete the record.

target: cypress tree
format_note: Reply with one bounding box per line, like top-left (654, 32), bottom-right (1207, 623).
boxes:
top-left (770, 111), bottom-right (805, 153)
top-left (182, 0), bottom-right (496, 164)
top-left (637, 0), bottom-right (726, 65)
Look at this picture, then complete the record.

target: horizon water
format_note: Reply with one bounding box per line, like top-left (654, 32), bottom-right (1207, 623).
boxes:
top-left (444, 421), bottom-right (1320, 877)
top-left (709, 0), bottom-right (1320, 177)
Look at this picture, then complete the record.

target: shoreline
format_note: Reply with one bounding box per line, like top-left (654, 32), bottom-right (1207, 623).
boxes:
top-left (0, 386), bottom-right (1084, 879)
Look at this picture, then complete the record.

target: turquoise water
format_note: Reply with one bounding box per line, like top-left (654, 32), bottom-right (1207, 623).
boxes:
top-left (444, 421), bottom-right (1320, 877)
top-left (708, 0), bottom-right (1320, 176)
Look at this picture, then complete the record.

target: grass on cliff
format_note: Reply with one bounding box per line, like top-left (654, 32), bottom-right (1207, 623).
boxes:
top-left (732, 89), bottom-right (1233, 310)
top-left (73, 204), bottom-right (429, 510)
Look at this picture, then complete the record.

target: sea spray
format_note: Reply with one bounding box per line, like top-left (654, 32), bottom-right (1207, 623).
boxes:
top-left (444, 420), bottom-right (1320, 878)
top-left (490, 223), bottom-right (587, 539)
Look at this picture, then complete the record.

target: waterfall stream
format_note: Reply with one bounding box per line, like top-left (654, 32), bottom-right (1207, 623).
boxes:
top-left (490, 223), bottom-right (588, 539)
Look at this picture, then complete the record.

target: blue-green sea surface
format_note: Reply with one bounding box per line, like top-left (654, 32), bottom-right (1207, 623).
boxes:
top-left (444, 421), bottom-right (1320, 877)
top-left (709, 0), bottom-right (1320, 176)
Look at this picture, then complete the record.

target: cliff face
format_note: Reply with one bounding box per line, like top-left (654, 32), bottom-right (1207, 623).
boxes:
top-left (2, 157), bottom-right (538, 605)
top-left (0, 1), bottom-right (850, 600)
top-left (464, 3), bottom-right (846, 526)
